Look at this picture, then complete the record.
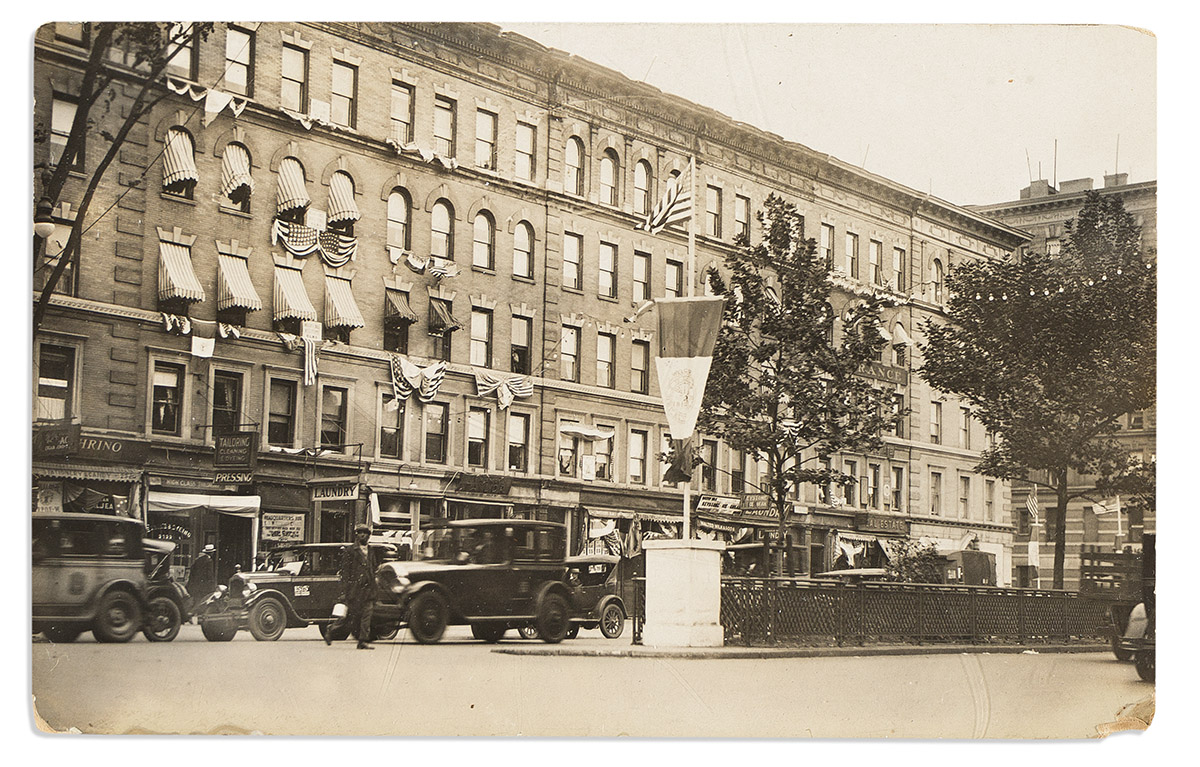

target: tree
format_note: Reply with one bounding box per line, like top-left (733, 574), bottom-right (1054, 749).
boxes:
top-left (883, 539), bottom-right (944, 584)
top-left (699, 194), bottom-right (900, 568)
top-left (920, 191), bottom-right (1156, 588)
top-left (33, 22), bottom-right (213, 336)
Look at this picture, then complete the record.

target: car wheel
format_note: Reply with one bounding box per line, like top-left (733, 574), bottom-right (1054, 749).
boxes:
top-left (407, 591), bottom-right (448, 644)
top-left (92, 590), bottom-right (142, 643)
top-left (565, 624), bottom-right (580, 640)
top-left (1135, 648), bottom-right (1155, 682)
top-left (200, 616), bottom-right (238, 642)
top-left (142, 597), bottom-right (183, 642)
top-left (42, 623), bottom-right (82, 643)
top-left (1111, 635), bottom-right (1132, 662)
top-left (600, 602), bottom-right (626, 639)
top-left (518, 625), bottom-right (540, 640)
top-left (471, 623), bottom-right (507, 643)
top-left (248, 598), bottom-right (287, 641)
top-left (372, 623), bottom-right (401, 641)
top-left (535, 593), bottom-right (570, 644)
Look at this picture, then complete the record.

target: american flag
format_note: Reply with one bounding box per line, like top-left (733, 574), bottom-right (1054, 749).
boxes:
top-left (302, 337), bottom-right (319, 386)
top-left (640, 163), bottom-right (692, 234)
top-left (1026, 491), bottom-right (1039, 526)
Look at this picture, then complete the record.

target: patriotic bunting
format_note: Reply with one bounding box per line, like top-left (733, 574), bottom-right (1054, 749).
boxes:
top-left (272, 219), bottom-right (358, 268)
top-left (389, 355), bottom-right (448, 403)
top-left (302, 337), bottom-right (319, 387)
top-left (640, 164), bottom-right (692, 235)
top-left (474, 372), bottom-right (534, 409)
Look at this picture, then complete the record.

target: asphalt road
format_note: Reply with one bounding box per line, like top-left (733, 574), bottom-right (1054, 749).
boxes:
top-left (30, 623), bottom-right (1153, 738)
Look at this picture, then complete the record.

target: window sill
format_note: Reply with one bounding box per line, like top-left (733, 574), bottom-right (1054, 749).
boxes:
top-left (598, 294), bottom-right (619, 304)
top-left (512, 274), bottom-right (536, 285)
top-left (218, 204), bottom-right (253, 219)
top-left (161, 192), bottom-right (197, 207)
top-left (562, 286), bottom-right (584, 295)
top-left (472, 265), bottom-right (496, 276)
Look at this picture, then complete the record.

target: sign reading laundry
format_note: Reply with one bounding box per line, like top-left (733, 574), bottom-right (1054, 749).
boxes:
top-left (311, 483), bottom-right (360, 501)
top-left (272, 219), bottom-right (358, 268)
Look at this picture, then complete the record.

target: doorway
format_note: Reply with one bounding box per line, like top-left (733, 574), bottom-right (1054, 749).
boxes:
top-left (217, 513), bottom-right (253, 583)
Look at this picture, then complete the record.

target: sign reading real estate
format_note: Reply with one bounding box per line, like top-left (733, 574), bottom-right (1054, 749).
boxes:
top-left (214, 432), bottom-right (258, 470)
top-left (262, 512), bottom-right (306, 542)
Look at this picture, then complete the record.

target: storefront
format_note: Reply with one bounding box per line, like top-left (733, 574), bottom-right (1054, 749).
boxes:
top-left (309, 477), bottom-right (363, 543)
top-left (32, 426), bottom-right (146, 517)
top-left (146, 486), bottom-right (261, 583)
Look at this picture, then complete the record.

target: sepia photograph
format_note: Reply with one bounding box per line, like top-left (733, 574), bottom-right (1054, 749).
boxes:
top-left (18, 4), bottom-right (1185, 753)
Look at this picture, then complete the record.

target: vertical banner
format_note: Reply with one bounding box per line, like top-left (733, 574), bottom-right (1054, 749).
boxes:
top-left (655, 296), bottom-right (725, 443)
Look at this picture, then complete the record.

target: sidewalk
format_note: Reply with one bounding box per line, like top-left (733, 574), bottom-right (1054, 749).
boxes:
top-left (494, 642), bottom-right (1109, 659)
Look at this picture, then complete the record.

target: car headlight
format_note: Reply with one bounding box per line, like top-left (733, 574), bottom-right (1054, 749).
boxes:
top-left (245, 582), bottom-right (258, 593)
top-left (217, 584), bottom-right (228, 593)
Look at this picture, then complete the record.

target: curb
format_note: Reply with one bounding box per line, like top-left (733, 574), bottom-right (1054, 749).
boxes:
top-left (493, 643), bottom-right (1109, 660)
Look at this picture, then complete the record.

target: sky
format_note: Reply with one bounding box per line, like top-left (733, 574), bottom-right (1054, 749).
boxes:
top-left (500, 22), bottom-right (1157, 207)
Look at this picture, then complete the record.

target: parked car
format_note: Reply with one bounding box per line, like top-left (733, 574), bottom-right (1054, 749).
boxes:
top-left (32, 512), bottom-right (147, 643)
top-left (141, 538), bottom-right (190, 642)
top-left (373, 520), bottom-right (572, 644)
top-left (197, 542), bottom-right (399, 642)
top-left (519, 554), bottom-right (629, 640)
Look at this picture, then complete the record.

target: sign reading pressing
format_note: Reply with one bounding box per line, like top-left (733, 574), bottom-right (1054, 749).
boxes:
top-left (214, 432), bottom-right (258, 470)
top-left (262, 512), bottom-right (306, 542)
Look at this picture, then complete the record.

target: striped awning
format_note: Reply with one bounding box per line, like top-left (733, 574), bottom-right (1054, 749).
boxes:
top-left (326, 171), bottom-right (360, 225)
top-left (384, 289), bottom-right (418, 325)
top-left (217, 254), bottom-right (263, 312)
top-left (273, 266), bottom-right (317, 321)
top-left (220, 143), bottom-right (254, 201)
top-left (428, 299), bottom-right (463, 334)
top-left (158, 242), bottom-right (205, 303)
top-left (324, 276), bottom-right (365, 329)
top-left (587, 507), bottom-right (682, 525)
top-left (276, 157), bottom-right (310, 216)
top-left (162, 128), bottom-right (198, 190)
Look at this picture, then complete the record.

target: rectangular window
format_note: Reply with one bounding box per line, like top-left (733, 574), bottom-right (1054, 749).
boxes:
top-left (510, 315), bottom-right (532, 375)
top-left (224, 26), bottom-right (254, 97)
top-left (893, 393), bottom-right (906, 438)
top-left (563, 233), bottom-right (582, 290)
top-left (597, 332), bottom-right (615, 388)
top-left (961, 410), bottom-right (972, 450)
top-left (515, 122), bottom-right (536, 181)
top-left (166, 23), bottom-right (197, 80)
top-left (931, 401), bottom-right (942, 444)
top-left (280, 43), bottom-right (308, 113)
top-left (730, 450), bottom-right (746, 494)
top-left (930, 471), bottom-right (943, 515)
top-left (892, 466), bottom-right (905, 511)
top-left (470, 309), bottom-right (492, 368)
top-left (846, 232), bottom-right (859, 279)
top-left (330, 60), bottom-right (357, 128)
top-left (594, 426), bottom-right (613, 481)
top-left (390, 81), bottom-right (414, 143)
top-left (507, 412), bottom-right (530, 472)
top-left (599, 242), bottom-right (617, 298)
top-left (433, 96), bottom-right (456, 157)
top-left (424, 403), bottom-right (448, 464)
top-left (50, 95), bottom-right (80, 170)
top-left (629, 429), bottom-right (648, 484)
top-left (666, 259), bottom-right (683, 298)
top-left (559, 423), bottom-right (579, 477)
top-left (868, 463), bottom-right (881, 509)
top-left (893, 247), bottom-right (907, 292)
top-left (560, 325), bottom-right (579, 382)
top-left (959, 475), bottom-right (972, 518)
top-left (212, 371), bottom-right (243, 437)
top-left (820, 223), bottom-right (835, 268)
top-left (706, 185), bottom-right (722, 238)
top-left (36, 344), bottom-right (75, 421)
top-left (869, 240), bottom-right (884, 285)
top-left (268, 379), bottom-right (297, 446)
top-left (151, 362), bottom-right (185, 435)
top-left (467, 407), bottom-right (490, 468)
top-left (631, 340), bottom-right (650, 394)
top-left (320, 386), bottom-right (348, 450)
top-left (701, 439), bottom-right (718, 491)
top-left (985, 480), bottom-right (996, 522)
top-left (1129, 410), bottom-right (1145, 430)
top-left (633, 251), bottom-right (651, 304)
top-left (380, 392), bottom-right (404, 460)
top-left (844, 460), bottom-right (858, 507)
top-left (475, 109), bottom-right (497, 170)
top-left (735, 194), bottom-right (751, 242)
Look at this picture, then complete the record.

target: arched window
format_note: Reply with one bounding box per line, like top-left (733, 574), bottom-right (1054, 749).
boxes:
top-left (565, 136), bottom-right (585, 196)
top-left (162, 127), bottom-right (198, 199)
top-left (893, 322), bottom-right (909, 367)
top-left (220, 142), bottom-right (253, 212)
top-left (387, 188), bottom-right (411, 251)
top-left (931, 259), bottom-right (944, 303)
top-left (473, 211), bottom-right (495, 270)
top-left (276, 156), bottom-right (310, 224)
top-left (600, 149), bottom-right (619, 206)
top-left (431, 199), bottom-right (454, 260)
top-left (634, 160), bottom-right (652, 216)
top-left (513, 221), bottom-right (534, 279)
top-left (326, 171), bottom-right (359, 235)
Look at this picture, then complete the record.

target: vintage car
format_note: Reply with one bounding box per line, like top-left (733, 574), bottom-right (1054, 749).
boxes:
top-left (32, 512), bottom-right (148, 643)
top-left (141, 538), bottom-right (190, 642)
top-left (198, 542), bottom-right (399, 642)
top-left (373, 519), bottom-right (572, 644)
top-left (519, 554), bottom-right (629, 640)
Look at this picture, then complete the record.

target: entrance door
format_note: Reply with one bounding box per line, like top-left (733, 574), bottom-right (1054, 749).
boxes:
top-left (217, 513), bottom-right (253, 583)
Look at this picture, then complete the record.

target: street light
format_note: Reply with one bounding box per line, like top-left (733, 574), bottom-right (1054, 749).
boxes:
top-left (34, 198), bottom-right (56, 240)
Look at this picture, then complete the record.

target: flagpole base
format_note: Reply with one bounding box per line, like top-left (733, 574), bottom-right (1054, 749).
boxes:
top-left (640, 539), bottom-right (726, 648)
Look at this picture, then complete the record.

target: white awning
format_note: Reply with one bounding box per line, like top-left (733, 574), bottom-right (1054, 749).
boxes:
top-left (34, 463), bottom-right (142, 482)
top-left (217, 254), bottom-right (263, 312)
top-left (148, 490), bottom-right (260, 517)
top-left (324, 276), bottom-right (365, 329)
top-left (276, 157), bottom-right (310, 215)
top-left (273, 266), bottom-right (317, 321)
top-left (876, 324), bottom-right (892, 343)
top-left (326, 171), bottom-right (360, 224)
top-left (893, 323), bottom-right (911, 345)
top-left (158, 242), bottom-right (205, 303)
top-left (220, 143), bottom-right (254, 201)
top-left (162, 128), bottom-right (198, 190)
top-left (837, 532), bottom-right (878, 545)
top-left (560, 423), bottom-right (615, 441)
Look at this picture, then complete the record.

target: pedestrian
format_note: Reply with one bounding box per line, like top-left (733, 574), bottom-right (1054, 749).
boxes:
top-left (325, 524), bottom-right (376, 650)
top-left (186, 543), bottom-right (217, 617)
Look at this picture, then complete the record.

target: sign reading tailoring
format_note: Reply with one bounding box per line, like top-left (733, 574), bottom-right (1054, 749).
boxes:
top-left (214, 432), bottom-right (258, 471)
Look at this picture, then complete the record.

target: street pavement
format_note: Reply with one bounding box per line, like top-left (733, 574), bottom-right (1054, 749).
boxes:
top-left (30, 623), bottom-right (1152, 738)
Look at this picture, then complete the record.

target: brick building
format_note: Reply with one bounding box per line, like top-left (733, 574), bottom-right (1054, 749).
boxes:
top-left (33, 22), bottom-right (1028, 583)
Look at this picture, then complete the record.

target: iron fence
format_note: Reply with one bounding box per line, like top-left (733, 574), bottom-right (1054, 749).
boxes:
top-left (631, 576), bottom-right (1111, 647)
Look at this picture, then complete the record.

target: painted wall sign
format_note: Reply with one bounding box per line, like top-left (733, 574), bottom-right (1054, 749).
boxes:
top-left (262, 512), bottom-right (306, 542)
top-left (856, 512), bottom-right (909, 535)
top-left (33, 423), bottom-right (80, 456)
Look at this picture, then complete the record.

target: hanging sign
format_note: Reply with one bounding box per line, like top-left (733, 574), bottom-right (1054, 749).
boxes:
top-left (214, 432), bottom-right (258, 470)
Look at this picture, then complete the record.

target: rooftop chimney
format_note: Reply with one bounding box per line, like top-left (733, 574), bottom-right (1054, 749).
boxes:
top-left (1104, 172), bottom-right (1129, 188)
top-left (1020, 179), bottom-right (1056, 200)
top-left (1058, 178), bottom-right (1094, 194)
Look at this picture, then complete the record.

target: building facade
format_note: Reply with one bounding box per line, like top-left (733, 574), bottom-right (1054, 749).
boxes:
top-left (972, 176), bottom-right (1157, 589)
top-left (33, 22), bottom-right (1028, 584)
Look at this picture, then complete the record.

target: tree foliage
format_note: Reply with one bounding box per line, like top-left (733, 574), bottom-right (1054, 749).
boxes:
top-left (699, 194), bottom-right (901, 546)
top-left (920, 191), bottom-right (1156, 587)
top-left (883, 539), bottom-right (944, 584)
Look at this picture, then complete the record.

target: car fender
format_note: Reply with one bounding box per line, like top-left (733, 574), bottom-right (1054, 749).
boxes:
top-left (93, 578), bottom-right (149, 611)
top-left (533, 579), bottom-right (572, 610)
top-left (243, 588), bottom-right (305, 627)
top-left (597, 595), bottom-right (626, 618)
top-left (398, 581), bottom-right (457, 617)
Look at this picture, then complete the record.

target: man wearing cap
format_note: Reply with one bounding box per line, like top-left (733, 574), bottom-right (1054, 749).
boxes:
top-left (325, 524), bottom-right (376, 649)
top-left (186, 544), bottom-right (217, 617)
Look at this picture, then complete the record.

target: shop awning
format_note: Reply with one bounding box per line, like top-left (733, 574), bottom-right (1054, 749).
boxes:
top-left (33, 463), bottom-right (142, 482)
top-left (893, 323), bottom-right (910, 345)
top-left (560, 423), bottom-right (615, 441)
top-left (695, 517), bottom-right (738, 533)
top-left (217, 254), bottom-right (263, 312)
top-left (148, 490), bottom-right (260, 517)
top-left (326, 172), bottom-right (360, 225)
top-left (162, 128), bottom-right (198, 190)
top-left (158, 242), bottom-right (206, 303)
top-left (445, 496), bottom-right (512, 509)
top-left (384, 289), bottom-right (418, 325)
top-left (428, 299), bottom-right (463, 335)
top-left (876, 324), bottom-right (892, 343)
top-left (276, 157), bottom-right (310, 216)
top-left (324, 276), bottom-right (365, 329)
top-left (220, 142), bottom-right (254, 201)
top-left (837, 531), bottom-right (878, 545)
top-left (587, 507), bottom-right (681, 525)
top-left (273, 266), bottom-right (318, 322)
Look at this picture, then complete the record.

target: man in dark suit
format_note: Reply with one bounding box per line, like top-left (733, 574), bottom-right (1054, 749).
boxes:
top-left (325, 524), bottom-right (376, 649)
top-left (186, 544), bottom-right (217, 616)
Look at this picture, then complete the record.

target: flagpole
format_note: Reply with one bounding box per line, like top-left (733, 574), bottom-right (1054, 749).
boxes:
top-left (682, 153), bottom-right (698, 541)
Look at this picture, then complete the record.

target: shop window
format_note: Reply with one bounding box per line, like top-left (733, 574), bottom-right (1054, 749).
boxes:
top-left (212, 371), bottom-right (243, 436)
top-left (467, 408), bottom-right (490, 468)
top-left (320, 386), bottom-right (348, 450)
top-left (151, 362), bottom-right (185, 436)
top-left (424, 402), bottom-right (448, 464)
top-left (36, 344), bottom-right (75, 421)
top-left (268, 378), bottom-right (297, 447)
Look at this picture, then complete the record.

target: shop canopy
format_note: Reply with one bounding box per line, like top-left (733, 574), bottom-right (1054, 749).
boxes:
top-left (148, 491), bottom-right (260, 517)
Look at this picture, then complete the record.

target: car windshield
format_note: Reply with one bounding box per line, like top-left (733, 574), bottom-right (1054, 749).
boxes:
top-left (144, 548), bottom-right (172, 580)
top-left (416, 526), bottom-right (507, 565)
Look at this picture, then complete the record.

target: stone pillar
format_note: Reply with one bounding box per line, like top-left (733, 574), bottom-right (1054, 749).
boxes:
top-left (641, 538), bottom-right (726, 647)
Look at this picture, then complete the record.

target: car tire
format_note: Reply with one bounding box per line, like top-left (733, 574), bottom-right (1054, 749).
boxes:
top-left (407, 591), bottom-right (448, 644)
top-left (471, 623), bottom-right (507, 643)
top-left (42, 623), bottom-right (82, 643)
top-left (600, 602), bottom-right (625, 639)
top-left (373, 622), bottom-right (401, 641)
top-left (200, 617), bottom-right (238, 642)
top-left (248, 598), bottom-right (288, 641)
top-left (1136, 648), bottom-right (1155, 682)
top-left (1111, 635), bottom-right (1132, 662)
top-left (535, 593), bottom-right (570, 644)
top-left (565, 624), bottom-right (579, 640)
top-left (92, 589), bottom-right (142, 643)
top-left (518, 625), bottom-right (540, 640)
top-left (142, 596), bottom-right (183, 642)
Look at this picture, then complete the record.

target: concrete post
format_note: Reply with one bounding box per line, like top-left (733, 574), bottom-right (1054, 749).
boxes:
top-left (640, 538), bottom-right (726, 647)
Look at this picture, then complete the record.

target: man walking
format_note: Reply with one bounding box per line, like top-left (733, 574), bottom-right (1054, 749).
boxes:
top-left (325, 524), bottom-right (376, 650)
top-left (186, 543), bottom-right (217, 617)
